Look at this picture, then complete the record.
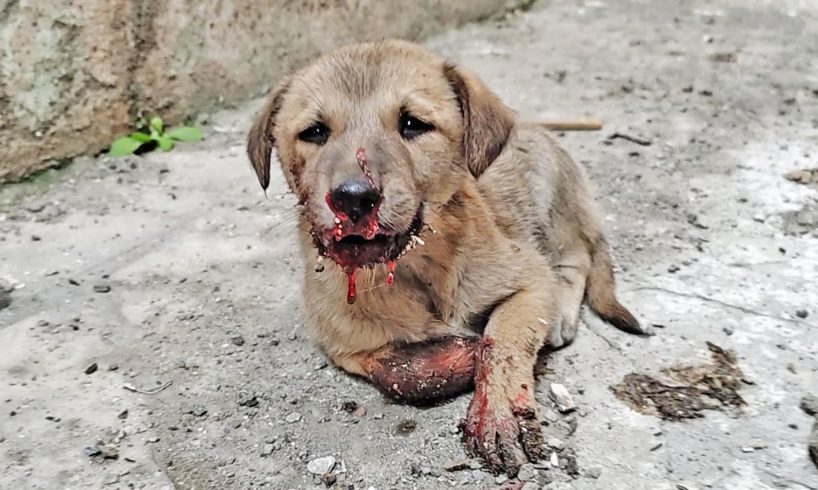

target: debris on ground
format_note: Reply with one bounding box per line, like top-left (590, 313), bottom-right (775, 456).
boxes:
top-left (549, 383), bottom-right (577, 413)
top-left (610, 342), bottom-right (745, 420)
top-left (784, 168), bottom-right (818, 185)
top-left (0, 282), bottom-right (12, 311)
top-left (306, 455), bottom-right (336, 475)
top-left (801, 394), bottom-right (818, 416)
top-left (809, 421), bottom-right (818, 469)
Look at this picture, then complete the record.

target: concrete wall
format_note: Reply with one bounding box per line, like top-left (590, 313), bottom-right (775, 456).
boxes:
top-left (0, 0), bottom-right (528, 182)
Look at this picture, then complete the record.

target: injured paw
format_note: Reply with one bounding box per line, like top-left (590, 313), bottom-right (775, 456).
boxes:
top-left (459, 339), bottom-right (544, 476)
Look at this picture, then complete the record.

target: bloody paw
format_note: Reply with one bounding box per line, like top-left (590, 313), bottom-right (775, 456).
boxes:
top-left (459, 338), bottom-right (544, 476)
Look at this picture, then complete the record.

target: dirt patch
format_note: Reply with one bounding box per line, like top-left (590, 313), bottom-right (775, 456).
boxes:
top-left (611, 343), bottom-right (746, 421)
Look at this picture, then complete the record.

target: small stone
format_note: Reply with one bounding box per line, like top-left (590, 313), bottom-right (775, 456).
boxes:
top-left (517, 463), bottom-right (538, 482)
top-left (260, 444), bottom-right (274, 457)
top-left (84, 363), bottom-right (98, 375)
top-left (84, 446), bottom-right (102, 457)
top-left (31, 235), bottom-right (41, 241)
top-left (723, 326), bottom-right (734, 336)
top-left (230, 335), bottom-right (245, 346)
top-left (521, 483), bottom-right (539, 490)
top-left (285, 412), bottom-right (302, 423)
top-left (667, 264), bottom-right (680, 273)
top-left (546, 436), bottom-right (564, 450)
top-left (785, 169), bottom-right (812, 184)
top-left (117, 410), bottom-right (128, 420)
top-left (549, 383), bottom-right (576, 413)
top-left (471, 470), bottom-right (486, 482)
top-left (395, 419), bottom-right (417, 435)
top-left (306, 456), bottom-right (336, 475)
top-left (238, 394), bottom-right (259, 407)
top-left (543, 409), bottom-right (559, 423)
top-left (321, 473), bottom-right (337, 487)
top-left (189, 406), bottom-right (208, 417)
top-left (795, 310), bottom-right (809, 319)
top-left (550, 452), bottom-right (559, 467)
top-left (495, 474), bottom-right (508, 485)
top-left (741, 446), bottom-right (754, 453)
top-left (585, 466), bottom-right (602, 479)
top-left (800, 394), bottom-right (818, 416)
top-left (808, 421), bottom-right (817, 469)
top-left (93, 284), bottom-right (111, 293)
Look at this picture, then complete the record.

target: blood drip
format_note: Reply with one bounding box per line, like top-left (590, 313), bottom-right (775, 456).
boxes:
top-left (346, 269), bottom-right (357, 304)
top-left (385, 260), bottom-right (396, 286)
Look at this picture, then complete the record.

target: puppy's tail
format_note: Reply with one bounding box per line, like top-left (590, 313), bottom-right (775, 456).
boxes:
top-left (584, 236), bottom-right (650, 336)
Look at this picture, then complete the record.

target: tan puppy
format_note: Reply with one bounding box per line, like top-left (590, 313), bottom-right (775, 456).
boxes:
top-left (247, 39), bottom-right (647, 475)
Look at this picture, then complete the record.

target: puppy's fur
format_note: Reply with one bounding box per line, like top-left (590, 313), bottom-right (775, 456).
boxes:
top-left (247, 40), bottom-right (646, 475)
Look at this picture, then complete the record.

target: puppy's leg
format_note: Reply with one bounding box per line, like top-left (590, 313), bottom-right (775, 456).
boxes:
top-left (548, 247), bottom-right (590, 348)
top-left (460, 284), bottom-right (556, 476)
top-left (333, 337), bottom-right (478, 405)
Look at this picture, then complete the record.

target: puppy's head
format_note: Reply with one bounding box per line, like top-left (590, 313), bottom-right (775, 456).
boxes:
top-left (247, 40), bottom-right (514, 272)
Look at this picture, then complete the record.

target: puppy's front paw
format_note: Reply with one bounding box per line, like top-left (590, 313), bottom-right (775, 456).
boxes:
top-left (458, 340), bottom-right (544, 476)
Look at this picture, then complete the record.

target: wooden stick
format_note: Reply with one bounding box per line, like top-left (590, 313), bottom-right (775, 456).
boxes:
top-left (536, 118), bottom-right (603, 131)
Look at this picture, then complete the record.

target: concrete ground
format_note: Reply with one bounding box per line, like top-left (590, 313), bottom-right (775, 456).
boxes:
top-left (2, 0), bottom-right (818, 489)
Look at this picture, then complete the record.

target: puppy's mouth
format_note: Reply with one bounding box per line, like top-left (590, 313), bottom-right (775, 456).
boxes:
top-left (311, 204), bottom-right (425, 304)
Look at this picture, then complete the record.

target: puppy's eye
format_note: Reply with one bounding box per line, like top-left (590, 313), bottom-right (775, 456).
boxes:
top-left (399, 112), bottom-right (434, 140)
top-left (298, 123), bottom-right (330, 145)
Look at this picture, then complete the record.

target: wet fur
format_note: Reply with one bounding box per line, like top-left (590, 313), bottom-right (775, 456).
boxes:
top-left (247, 40), bottom-right (645, 475)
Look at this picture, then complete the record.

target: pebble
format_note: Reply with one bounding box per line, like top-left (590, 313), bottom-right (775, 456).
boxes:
top-left (517, 463), bottom-right (539, 482)
top-left (809, 421), bottom-right (817, 468)
top-left (521, 483), bottom-right (539, 490)
top-left (285, 412), bottom-right (302, 423)
top-left (796, 309), bottom-right (809, 319)
top-left (306, 456), bottom-right (336, 475)
top-left (800, 394), bottom-right (818, 416)
top-left (495, 474), bottom-right (508, 485)
top-left (230, 336), bottom-right (245, 346)
top-left (84, 363), bottom-right (98, 375)
top-left (93, 284), bottom-right (111, 293)
top-left (549, 383), bottom-right (577, 413)
top-left (550, 452), bottom-right (559, 467)
top-left (546, 436), bottom-right (565, 450)
top-left (471, 470), bottom-right (486, 482)
top-left (260, 444), bottom-right (274, 457)
top-left (585, 466), bottom-right (602, 479)
top-left (190, 406), bottom-right (208, 417)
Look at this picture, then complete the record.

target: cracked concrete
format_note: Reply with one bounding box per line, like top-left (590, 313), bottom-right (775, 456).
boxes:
top-left (2, 0), bottom-right (818, 488)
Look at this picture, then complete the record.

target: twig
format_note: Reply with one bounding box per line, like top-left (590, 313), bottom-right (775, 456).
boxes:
top-left (631, 286), bottom-right (817, 328)
top-left (609, 132), bottom-right (652, 146)
top-left (537, 119), bottom-right (603, 131)
top-left (123, 381), bottom-right (173, 395)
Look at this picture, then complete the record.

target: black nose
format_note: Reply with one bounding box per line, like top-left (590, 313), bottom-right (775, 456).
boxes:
top-left (329, 180), bottom-right (381, 223)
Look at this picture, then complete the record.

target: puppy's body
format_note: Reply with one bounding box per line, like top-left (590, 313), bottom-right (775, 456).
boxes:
top-left (248, 40), bottom-right (644, 475)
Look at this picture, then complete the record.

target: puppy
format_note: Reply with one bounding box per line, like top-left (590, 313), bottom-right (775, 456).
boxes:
top-left (247, 39), bottom-right (647, 475)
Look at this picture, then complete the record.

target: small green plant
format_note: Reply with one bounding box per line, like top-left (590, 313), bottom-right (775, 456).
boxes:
top-left (109, 116), bottom-right (203, 157)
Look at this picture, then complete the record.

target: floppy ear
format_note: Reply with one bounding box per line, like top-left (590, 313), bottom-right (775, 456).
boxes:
top-left (444, 63), bottom-right (515, 178)
top-left (246, 80), bottom-right (290, 191)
